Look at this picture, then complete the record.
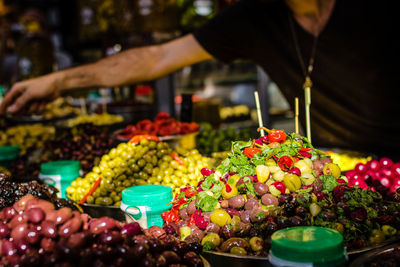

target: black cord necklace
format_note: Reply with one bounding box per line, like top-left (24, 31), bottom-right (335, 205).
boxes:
top-left (288, 12), bottom-right (320, 142)
top-left (288, 11), bottom-right (320, 89)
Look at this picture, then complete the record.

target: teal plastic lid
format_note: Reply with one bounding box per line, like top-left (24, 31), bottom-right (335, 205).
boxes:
top-left (122, 185), bottom-right (172, 206)
top-left (40, 160), bottom-right (81, 176)
top-left (271, 226), bottom-right (345, 264)
top-left (0, 145), bottom-right (20, 161)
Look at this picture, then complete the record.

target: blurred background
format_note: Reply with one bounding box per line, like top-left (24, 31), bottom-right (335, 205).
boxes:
top-left (0, 0), bottom-right (293, 131)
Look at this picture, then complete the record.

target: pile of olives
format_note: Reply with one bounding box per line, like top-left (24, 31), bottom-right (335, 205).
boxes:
top-left (0, 124), bottom-right (55, 154)
top-left (67, 140), bottom-right (210, 206)
top-left (65, 113), bottom-right (123, 127)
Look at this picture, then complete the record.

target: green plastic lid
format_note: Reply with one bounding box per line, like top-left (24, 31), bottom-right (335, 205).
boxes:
top-left (271, 226), bottom-right (345, 264)
top-left (122, 185), bottom-right (172, 206)
top-left (40, 160), bottom-right (81, 176)
top-left (0, 145), bottom-right (20, 161)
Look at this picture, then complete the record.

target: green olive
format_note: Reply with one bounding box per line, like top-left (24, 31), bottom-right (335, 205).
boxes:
top-left (86, 196), bottom-right (94, 204)
top-left (123, 180), bottom-right (131, 187)
top-left (143, 155), bottom-right (152, 163)
top-left (137, 159), bottom-right (146, 168)
top-left (112, 195), bottom-right (121, 202)
top-left (144, 164), bottom-right (153, 175)
top-left (140, 139), bottom-right (149, 146)
top-left (230, 247), bottom-right (247, 255)
top-left (95, 197), bottom-right (104, 205)
top-left (156, 142), bottom-right (164, 150)
top-left (162, 155), bottom-right (172, 162)
top-left (102, 197), bottom-right (113, 206)
top-left (148, 141), bottom-right (157, 149)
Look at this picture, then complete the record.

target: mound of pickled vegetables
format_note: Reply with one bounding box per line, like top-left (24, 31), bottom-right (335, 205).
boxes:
top-left (0, 196), bottom-right (204, 267)
top-left (163, 129), bottom-right (400, 256)
top-left (68, 138), bottom-right (210, 206)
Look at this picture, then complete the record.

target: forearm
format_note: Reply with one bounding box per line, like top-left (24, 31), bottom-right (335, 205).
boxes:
top-left (53, 35), bottom-right (212, 93)
top-left (53, 45), bottom-right (164, 92)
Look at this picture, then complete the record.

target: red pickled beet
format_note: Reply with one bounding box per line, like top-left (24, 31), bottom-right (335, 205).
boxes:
top-left (367, 160), bottom-right (381, 172)
top-left (345, 170), bottom-right (357, 179)
top-left (380, 157), bottom-right (394, 169)
top-left (390, 184), bottom-right (400, 193)
top-left (288, 167), bottom-right (301, 176)
top-left (380, 177), bottom-right (392, 188)
top-left (392, 178), bottom-right (400, 187)
top-left (380, 168), bottom-right (395, 179)
top-left (353, 180), bottom-right (367, 190)
top-left (272, 182), bottom-right (286, 194)
top-left (361, 173), bottom-right (371, 181)
top-left (354, 163), bottom-right (367, 174)
top-left (200, 168), bottom-right (214, 177)
top-left (366, 170), bottom-right (377, 180)
top-left (392, 163), bottom-right (400, 176)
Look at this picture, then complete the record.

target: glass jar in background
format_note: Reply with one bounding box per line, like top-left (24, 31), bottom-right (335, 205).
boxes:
top-left (134, 0), bottom-right (180, 33)
top-left (77, 0), bottom-right (100, 43)
top-left (178, 0), bottom-right (217, 32)
top-left (96, 0), bottom-right (135, 36)
top-left (16, 9), bottom-right (55, 81)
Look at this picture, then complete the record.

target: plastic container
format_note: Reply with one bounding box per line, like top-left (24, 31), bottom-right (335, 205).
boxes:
top-left (39, 160), bottom-right (81, 199)
top-left (0, 145), bottom-right (20, 168)
top-left (269, 226), bottom-right (347, 267)
top-left (121, 185), bottom-right (172, 228)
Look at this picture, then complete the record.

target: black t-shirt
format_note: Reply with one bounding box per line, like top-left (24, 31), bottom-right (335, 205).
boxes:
top-left (194, 0), bottom-right (400, 159)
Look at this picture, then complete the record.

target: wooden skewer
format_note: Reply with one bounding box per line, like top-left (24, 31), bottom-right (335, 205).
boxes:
top-left (100, 89), bottom-right (107, 114)
top-left (79, 97), bottom-right (87, 115)
top-left (254, 91), bottom-right (265, 137)
top-left (294, 97), bottom-right (299, 134)
top-left (304, 85), bottom-right (311, 142)
top-left (114, 87), bottom-right (122, 102)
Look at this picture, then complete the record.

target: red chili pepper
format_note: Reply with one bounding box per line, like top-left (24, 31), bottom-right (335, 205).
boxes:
top-left (278, 156), bottom-right (294, 171)
top-left (161, 209), bottom-right (179, 223)
top-left (225, 184), bottom-right (232, 193)
top-left (243, 147), bottom-right (261, 158)
top-left (171, 152), bottom-right (184, 165)
top-left (299, 147), bottom-right (313, 152)
top-left (172, 197), bottom-right (187, 210)
top-left (79, 177), bottom-right (102, 204)
top-left (268, 129), bottom-right (287, 143)
top-left (298, 151), bottom-right (312, 158)
top-left (129, 135), bottom-right (160, 144)
top-left (185, 187), bottom-right (197, 198)
top-left (272, 181), bottom-right (286, 194)
top-left (188, 213), bottom-right (195, 226)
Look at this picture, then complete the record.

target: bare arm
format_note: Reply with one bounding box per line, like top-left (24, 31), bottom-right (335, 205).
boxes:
top-left (0, 34), bottom-right (212, 113)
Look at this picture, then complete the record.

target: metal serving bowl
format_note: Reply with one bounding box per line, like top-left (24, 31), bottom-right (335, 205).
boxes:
top-left (349, 242), bottom-right (400, 267)
top-left (202, 251), bottom-right (271, 267)
top-left (80, 203), bottom-right (126, 222)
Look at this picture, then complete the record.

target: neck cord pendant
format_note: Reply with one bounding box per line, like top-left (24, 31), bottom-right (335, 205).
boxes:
top-left (288, 12), bottom-right (320, 143)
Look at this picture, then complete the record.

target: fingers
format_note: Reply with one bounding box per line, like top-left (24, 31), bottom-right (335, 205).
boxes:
top-left (9, 90), bottom-right (32, 114)
top-left (28, 101), bottom-right (39, 114)
top-left (0, 83), bottom-right (26, 114)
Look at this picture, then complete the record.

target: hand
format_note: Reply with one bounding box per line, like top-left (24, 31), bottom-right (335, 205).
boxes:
top-left (0, 74), bottom-right (60, 114)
